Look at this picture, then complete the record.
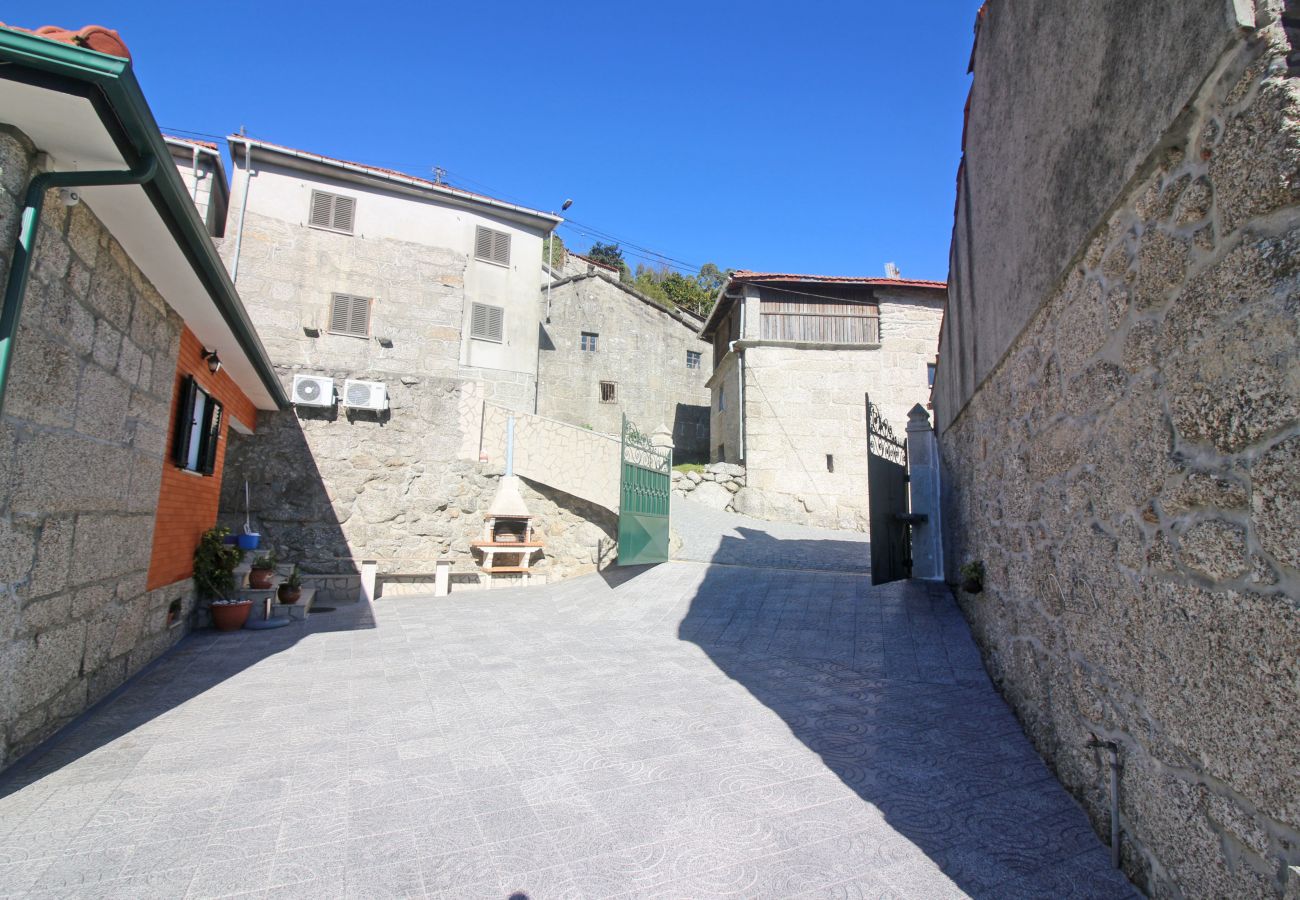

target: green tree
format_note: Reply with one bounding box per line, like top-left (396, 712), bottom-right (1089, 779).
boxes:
top-left (586, 242), bottom-right (632, 282)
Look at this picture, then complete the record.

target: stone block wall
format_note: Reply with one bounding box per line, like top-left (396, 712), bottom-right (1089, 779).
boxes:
top-left (538, 274), bottom-right (711, 459)
top-left (671, 463), bottom-right (745, 511)
top-left (939, 13), bottom-right (1300, 896)
top-left (0, 128), bottom-right (195, 768)
top-left (479, 402), bottom-right (621, 512)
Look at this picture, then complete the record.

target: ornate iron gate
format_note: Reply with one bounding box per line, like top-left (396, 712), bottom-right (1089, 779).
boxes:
top-left (618, 415), bottom-right (671, 565)
top-left (867, 395), bottom-right (911, 585)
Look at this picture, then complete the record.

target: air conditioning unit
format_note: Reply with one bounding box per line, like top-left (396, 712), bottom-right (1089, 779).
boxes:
top-left (291, 374), bottom-right (334, 407)
top-left (341, 379), bottom-right (388, 411)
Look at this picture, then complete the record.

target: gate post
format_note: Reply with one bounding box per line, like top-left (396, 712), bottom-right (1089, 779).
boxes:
top-left (905, 404), bottom-right (943, 580)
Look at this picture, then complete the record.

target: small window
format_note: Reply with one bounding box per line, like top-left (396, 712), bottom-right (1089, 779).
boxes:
top-left (470, 302), bottom-right (505, 342)
top-left (686, 350), bottom-right (702, 370)
top-left (581, 332), bottom-right (599, 352)
top-left (308, 190), bottom-right (356, 234)
top-left (474, 225), bottom-right (511, 266)
top-left (171, 376), bottom-right (223, 475)
top-left (330, 293), bottom-right (371, 337)
top-left (826, 454), bottom-right (835, 473)
top-left (599, 381), bottom-right (617, 403)
top-left (927, 362), bottom-right (937, 387)
top-left (718, 385), bottom-right (725, 412)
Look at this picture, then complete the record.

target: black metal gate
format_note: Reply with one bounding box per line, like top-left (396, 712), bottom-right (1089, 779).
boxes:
top-left (866, 394), bottom-right (911, 585)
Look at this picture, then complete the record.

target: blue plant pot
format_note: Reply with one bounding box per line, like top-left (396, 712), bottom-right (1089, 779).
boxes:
top-left (237, 533), bottom-right (261, 551)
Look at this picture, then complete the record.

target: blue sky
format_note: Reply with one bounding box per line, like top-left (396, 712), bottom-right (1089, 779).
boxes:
top-left (28, 1), bottom-right (980, 281)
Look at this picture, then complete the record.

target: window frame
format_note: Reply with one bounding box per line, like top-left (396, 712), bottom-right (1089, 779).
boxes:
top-left (686, 350), bottom-right (702, 370)
top-left (171, 375), bottom-right (223, 476)
top-left (580, 331), bottom-right (599, 352)
top-left (599, 381), bottom-right (617, 404)
top-left (470, 301), bottom-right (505, 343)
top-left (308, 189), bottom-right (356, 235)
top-left (329, 293), bottom-right (372, 339)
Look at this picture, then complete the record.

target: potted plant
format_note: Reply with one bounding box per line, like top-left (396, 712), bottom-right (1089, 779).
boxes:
top-left (248, 551), bottom-right (278, 590)
top-left (194, 527), bottom-right (250, 632)
top-left (960, 560), bottom-right (986, 594)
top-left (278, 565), bottom-right (303, 604)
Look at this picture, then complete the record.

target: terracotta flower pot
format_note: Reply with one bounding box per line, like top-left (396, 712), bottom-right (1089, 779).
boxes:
top-left (249, 568), bottom-right (275, 590)
top-left (277, 585), bottom-right (302, 604)
top-left (211, 600), bottom-right (253, 632)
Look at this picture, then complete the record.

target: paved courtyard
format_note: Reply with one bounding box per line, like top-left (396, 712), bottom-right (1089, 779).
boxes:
top-left (0, 513), bottom-right (1135, 899)
top-left (671, 498), bottom-right (871, 573)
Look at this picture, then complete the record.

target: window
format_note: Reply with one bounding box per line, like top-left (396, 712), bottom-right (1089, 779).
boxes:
top-left (718, 385), bottom-right (725, 411)
top-left (308, 190), bottom-right (356, 234)
top-left (759, 298), bottom-right (880, 343)
top-left (474, 225), bottom-right (511, 266)
top-left (470, 302), bottom-right (505, 342)
top-left (686, 350), bottom-right (702, 370)
top-left (826, 454), bottom-right (835, 473)
top-left (581, 332), bottom-right (599, 352)
top-left (172, 376), bottom-right (223, 475)
top-left (330, 293), bottom-right (371, 337)
top-left (927, 362), bottom-right (937, 387)
top-left (599, 381), bottom-right (617, 403)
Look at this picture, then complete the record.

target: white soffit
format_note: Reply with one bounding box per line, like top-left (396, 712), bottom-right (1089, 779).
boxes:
top-left (2, 79), bottom-right (277, 410)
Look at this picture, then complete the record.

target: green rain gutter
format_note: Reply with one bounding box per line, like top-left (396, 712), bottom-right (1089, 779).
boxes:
top-left (0, 27), bottom-right (289, 414)
top-left (0, 158), bottom-right (157, 418)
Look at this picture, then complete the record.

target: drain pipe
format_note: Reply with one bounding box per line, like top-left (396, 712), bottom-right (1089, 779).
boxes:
top-left (729, 292), bottom-right (747, 462)
top-left (0, 156), bottom-right (158, 419)
top-left (229, 138), bottom-right (253, 283)
top-left (1087, 734), bottom-right (1122, 869)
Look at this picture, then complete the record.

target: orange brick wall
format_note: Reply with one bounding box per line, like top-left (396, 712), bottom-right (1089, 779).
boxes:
top-left (146, 326), bottom-right (259, 590)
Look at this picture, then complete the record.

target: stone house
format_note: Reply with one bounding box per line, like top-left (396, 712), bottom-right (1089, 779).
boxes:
top-left (0, 24), bottom-right (287, 768)
top-left (214, 138), bottom-right (617, 595)
top-left (164, 135), bottom-right (228, 238)
top-left (538, 270), bottom-right (712, 459)
top-left (935, 1), bottom-right (1300, 895)
top-left (700, 271), bottom-right (945, 530)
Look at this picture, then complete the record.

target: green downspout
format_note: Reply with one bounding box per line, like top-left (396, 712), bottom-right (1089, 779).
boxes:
top-left (0, 155), bottom-right (158, 419)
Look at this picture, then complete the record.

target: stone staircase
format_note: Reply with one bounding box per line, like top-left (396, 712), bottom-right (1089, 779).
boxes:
top-left (231, 553), bottom-right (317, 625)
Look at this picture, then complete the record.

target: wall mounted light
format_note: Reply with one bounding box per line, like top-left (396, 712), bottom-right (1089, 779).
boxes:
top-left (201, 348), bottom-right (221, 374)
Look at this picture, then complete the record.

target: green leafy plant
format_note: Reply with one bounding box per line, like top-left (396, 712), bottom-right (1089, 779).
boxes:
top-left (284, 565), bottom-right (302, 589)
top-left (251, 551), bottom-right (278, 571)
top-left (194, 527), bottom-right (242, 600)
top-left (959, 560), bottom-right (985, 582)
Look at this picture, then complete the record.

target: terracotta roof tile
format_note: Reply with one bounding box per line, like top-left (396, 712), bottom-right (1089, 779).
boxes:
top-left (0, 23), bottom-right (130, 59)
top-left (730, 271), bottom-right (947, 290)
top-left (165, 135), bottom-right (220, 152)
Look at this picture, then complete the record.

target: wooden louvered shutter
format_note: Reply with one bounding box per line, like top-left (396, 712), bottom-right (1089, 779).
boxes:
top-left (310, 191), bottom-right (334, 229)
top-left (349, 295), bottom-right (370, 335)
top-left (330, 293), bottom-right (351, 333)
top-left (470, 302), bottom-right (504, 342)
top-left (474, 226), bottom-right (511, 265)
top-left (332, 195), bottom-right (355, 233)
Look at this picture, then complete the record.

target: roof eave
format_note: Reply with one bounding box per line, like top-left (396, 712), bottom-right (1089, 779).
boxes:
top-left (0, 27), bottom-right (288, 410)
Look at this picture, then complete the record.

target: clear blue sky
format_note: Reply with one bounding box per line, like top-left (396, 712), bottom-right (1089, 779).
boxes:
top-left (27, 1), bottom-right (980, 281)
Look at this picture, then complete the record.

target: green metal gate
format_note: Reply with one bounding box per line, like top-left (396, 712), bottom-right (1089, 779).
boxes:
top-left (617, 415), bottom-right (671, 565)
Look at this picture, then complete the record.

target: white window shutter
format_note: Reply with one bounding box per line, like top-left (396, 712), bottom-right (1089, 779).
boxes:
top-left (332, 195), bottom-right (356, 233)
top-left (331, 294), bottom-right (351, 332)
top-left (310, 191), bottom-right (333, 229)
top-left (470, 302), bottom-right (504, 342)
top-left (349, 296), bottom-right (369, 335)
top-left (474, 226), bottom-right (511, 265)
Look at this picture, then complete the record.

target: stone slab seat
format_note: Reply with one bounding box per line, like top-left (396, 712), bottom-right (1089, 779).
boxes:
top-left (237, 583), bottom-right (317, 623)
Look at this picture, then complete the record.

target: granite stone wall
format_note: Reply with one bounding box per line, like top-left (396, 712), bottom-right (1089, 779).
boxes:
top-left (939, 12), bottom-right (1300, 895)
top-left (221, 371), bottom-right (618, 598)
top-left (538, 273), bottom-right (711, 460)
top-left (0, 128), bottom-right (194, 768)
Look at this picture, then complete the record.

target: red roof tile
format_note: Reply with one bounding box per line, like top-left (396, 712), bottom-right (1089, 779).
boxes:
top-left (0, 23), bottom-right (130, 59)
top-left (730, 271), bottom-right (947, 290)
top-left (165, 135), bottom-right (220, 152)
top-left (569, 251), bottom-right (620, 273)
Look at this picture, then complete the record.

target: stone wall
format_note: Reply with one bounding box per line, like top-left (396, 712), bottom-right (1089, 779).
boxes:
top-left (938, 10), bottom-right (1300, 896)
top-left (736, 293), bottom-right (944, 531)
top-left (221, 372), bottom-right (618, 598)
top-left (671, 463), bottom-right (745, 511)
top-left (0, 128), bottom-right (195, 768)
top-left (479, 402), bottom-right (621, 512)
top-left (538, 273), bottom-right (711, 459)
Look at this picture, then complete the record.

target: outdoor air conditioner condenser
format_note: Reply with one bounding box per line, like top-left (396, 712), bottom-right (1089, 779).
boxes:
top-left (291, 374), bottom-right (335, 407)
top-left (341, 379), bottom-right (388, 412)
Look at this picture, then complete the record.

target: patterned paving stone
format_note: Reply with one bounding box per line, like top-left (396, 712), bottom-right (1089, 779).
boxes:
top-left (0, 540), bottom-right (1133, 898)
